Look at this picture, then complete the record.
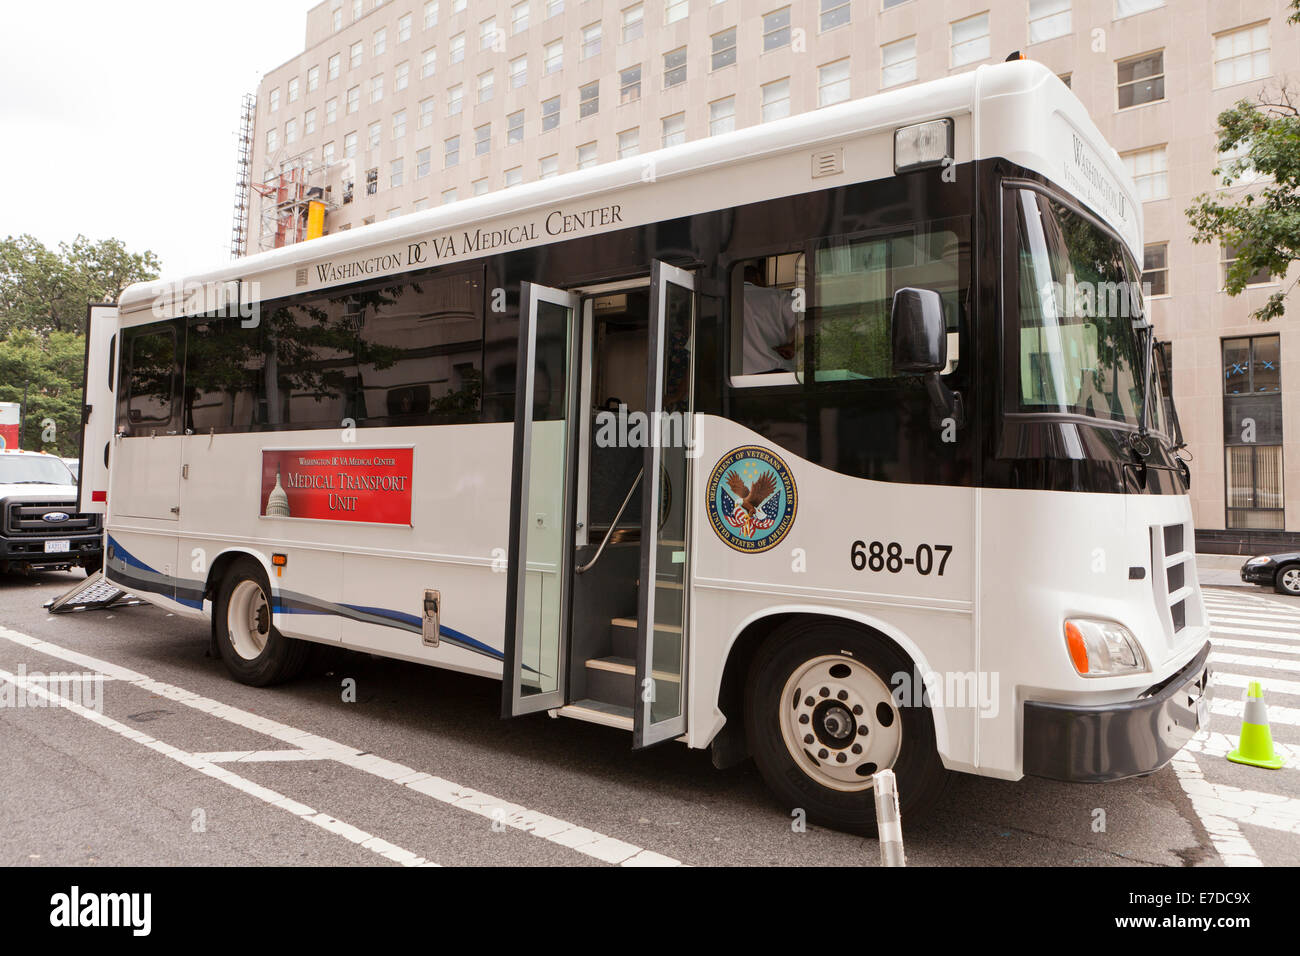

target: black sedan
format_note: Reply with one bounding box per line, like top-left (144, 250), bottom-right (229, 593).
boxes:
top-left (1241, 552), bottom-right (1300, 595)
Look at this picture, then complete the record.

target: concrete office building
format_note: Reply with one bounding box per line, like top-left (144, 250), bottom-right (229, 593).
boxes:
top-left (241, 0), bottom-right (1300, 548)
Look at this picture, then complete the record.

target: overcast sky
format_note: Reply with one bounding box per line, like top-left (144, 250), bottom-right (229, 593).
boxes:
top-left (0, 0), bottom-right (315, 279)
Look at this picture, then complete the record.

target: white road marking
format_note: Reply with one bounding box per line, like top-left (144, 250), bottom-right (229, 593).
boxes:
top-left (1212, 651), bottom-right (1300, 676)
top-left (1173, 758), bottom-right (1300, 835)
top-left (1170, 754), bottom-right (1261, 866)
top-left (1183, 732), bottom-right (1295, 766)
top-left (0, 665), bottom-right (437, 867)
top-left (193, 749), bottom-right (330, 763)
top-left (1211, 637), bottom-right (1300, 657)
top-left (1212, 671), bottom-right (1300, 698)
top-left (1207, 618), bottom-right (1300, 635)
top-left (0, 625), bottom-right (682, 867)
top-left (1212, 697), bottom-right (1300, 728)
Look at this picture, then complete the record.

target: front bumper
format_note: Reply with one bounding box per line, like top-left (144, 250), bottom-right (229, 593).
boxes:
top-left (1241, 562), bottom-right (1274, 585)
top-left (0, 534), bottom-right (102, 567)
top-left (1022, 642), bottom-right (1211, 782)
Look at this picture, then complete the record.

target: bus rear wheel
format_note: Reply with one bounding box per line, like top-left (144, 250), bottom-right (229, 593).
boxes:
top-left (744, 621), bottom-right (948, 834)
top-left (214, 560), bottom-right (309, 686)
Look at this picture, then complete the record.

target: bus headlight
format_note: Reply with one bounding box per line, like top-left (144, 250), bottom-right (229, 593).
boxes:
top-left (1064, 619), bottom-right (1148, 677)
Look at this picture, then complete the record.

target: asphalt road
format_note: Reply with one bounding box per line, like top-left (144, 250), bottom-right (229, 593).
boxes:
top-left (1, 568), bottom-right (1297, 867)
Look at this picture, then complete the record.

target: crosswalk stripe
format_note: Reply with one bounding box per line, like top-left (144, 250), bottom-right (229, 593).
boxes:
top-left (1214, 671), bottom-right (1300, 698)
top-left (1171, 766), bottom-right (1300, 836)
top-left (1205, 605), bottom-right (1300, 620)
top-left (1211, 625), bottom-right (1300, 642)
top-left (1184, 731), bottom-right (1296, 766)
top-left (1211, 637), bottom-right (1300, 657)
top-left (1170, 755), bottom-right (1261, 866)
top-left (1209, 618), bottom-right (1300, 635)
top-left (1211, 697), bottom-right (1300, 728)
top-left (1212, 651), bottom-right (1300, 676)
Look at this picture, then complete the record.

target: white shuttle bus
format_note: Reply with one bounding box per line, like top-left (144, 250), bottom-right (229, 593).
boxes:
top-left (80, 61), bottom-right (1211, 831)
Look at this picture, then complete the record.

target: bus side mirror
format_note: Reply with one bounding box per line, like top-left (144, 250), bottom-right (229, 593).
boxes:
top-left (891, 287), bottom-right (964, 429)
top-left (891, 287), bottom-right (947, 373)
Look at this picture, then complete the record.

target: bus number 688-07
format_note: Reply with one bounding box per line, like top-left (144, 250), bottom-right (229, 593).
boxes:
top-left (850, 540), bottom-right (953, 576)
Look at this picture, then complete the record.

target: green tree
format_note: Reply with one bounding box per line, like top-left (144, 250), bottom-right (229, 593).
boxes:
top-left (0, 234), bottom-right (161, 337)
top-left (0, 234), bottom-right (161, 455)
top-left (1184, 1), bottom-right (1300, 322)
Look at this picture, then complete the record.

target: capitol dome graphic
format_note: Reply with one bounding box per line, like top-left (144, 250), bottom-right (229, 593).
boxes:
top-left (265, 468), bottom-right (291, 517)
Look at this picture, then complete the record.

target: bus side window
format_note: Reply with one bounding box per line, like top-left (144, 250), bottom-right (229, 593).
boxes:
top-left (729, 253), bottom-right (805, 387)
top-left (124, 326), bottom-right (177, 431)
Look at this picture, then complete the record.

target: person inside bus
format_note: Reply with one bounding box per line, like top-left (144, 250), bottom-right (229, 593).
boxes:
top-left (741, 261), bottom-right (798, 374)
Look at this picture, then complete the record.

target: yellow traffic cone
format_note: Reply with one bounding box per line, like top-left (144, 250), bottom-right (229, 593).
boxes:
top-left (1226, 681), bottom-right (1285, 769)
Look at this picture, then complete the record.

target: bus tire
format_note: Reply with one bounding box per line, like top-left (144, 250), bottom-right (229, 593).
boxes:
top-left (744, 620), bottom-right (948, 834)
top-left (214, 560), bottom-right (309, 687)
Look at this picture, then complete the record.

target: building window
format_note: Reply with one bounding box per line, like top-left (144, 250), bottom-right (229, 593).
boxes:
top-left (425, 1), bottom-right (438, 29)
top-left (820, 0), bottom-right (850, 32)
top-left (623, 3), bottom-right (644, 42)
top-left (951, 12), bottom-right (990, 67)
top-left (323, 140), bottom-right (336, 165)
top-left (510, 55), bottom-right (528, 88)
top-left (508, 110), bottom-right (525, 144)
top-left (542, 95), bottom-right (561, 131)
top-left (505, 167), bottom-right (523, 188)
top-left (425, 47), bottom-right (441, 80)
top-left (665, 0), bottom-right (688, 25)
top-left (344, 131), bottom-right (358, 157)
top-left (373, 27), bottom-right (387, 57)
top-left (365, 167), bottom-right (378, 196)
top-left (413, 198), bottom-right (429, 212)
top-left (387, 208), bottom-right (402, 220)
top-left (442, 188), bottom-right (458, 204)
top-left (761, 78), bottom-right (790, 122)
top-left (307, 66), bottom-right (319, 91)
top-left (326, 96), bottom-right (338, 124)
top-left (304, 108), bottom-right (317, 136)
top-left (1221, 244), bottom-right (1272, 288)
top-left (352, 0), bottom-right (362, 21)
top-left (579, 81), bottom-right (600, 118)
top-left (1059, 72), bottom-right (1072, 88)
top-left (582, 21), bottom-right (602, 59)
top-left (1225, 445), bottom-right (1284, 529)
top-left (539, 154), bottom-right (558, 178)
top-left (712, 28), bottom-right (737, 70)
top-left (547, 0), bottom-right (564, 17)
top-left (451, 32), bottom-right (465, 64)
top-left (881, 36), bottom-right (916, 87)
top-left (662, 112), bottom-right (685, 146)
top-left (285, 118), bottom-right (297, 144)
top-left (418, 97), bottom-right (435, 128)
top-left (1224, 335), bottom-right (1281, 396)
top-left (453, 0), bottom-right (466, 15)
top-left (333, 7), bottom-right (342, 31)
top-left (618, 127), bottom-right (639, 158)
top-left (763, 7), bottom-right (791, 52)
top-left (266, 127), bottom-right (279, 152)
top-left (473, 178), bottom-right (489, 195)
top-left (663, 46), bottom-right (687, 88)
top-left (370, 73), bottom-right (384, 104)
top-left (577, 141), bottom-right (598, 168)
top-left (1117, 50), bottom-right (1164, 108)
top-left (480, 17), bottom-right (497, 51)
top-left (390, 158), bottom-right (403, 188)
top-left (368, 121), bottom-right (381, 148)
top-left (512, 1), bottom-right (530, 34)
top-left (392, 109), bottom-right (406, 139)
top-left (475, 123), bottom-right (491, 156)
top-left (288, 77), bottom-right (300, 103)
top-left (347, 85), bottom-right (360, 113)
top-left (545, 39), bottom-right (563, 74)
top-left (883, 0), bottom-right (909, 7)
top-left (350, 40), bottom-right (363, 69)
top-left (620, 65), bottom-right (642, 104)
top-left (478, 70), bottom-right (494, 103)
top-left (1028, 0), bottom-right (1070, 44)
top-left (445, 135), bottom-right (460, 167)
top-left (448, 83), bottom-right (463, 115)
top-left (395, 60), bottom-right (409, 91)
top-left (416, 146), bottom-right (431, 177)
top-left (1115, 0), bottom-right (1163, 17)
top-left (1218, 139), bottom-right (1263, 188)
top-left (269, 87), bottom-right (280, 112)
top-left (818, 59), bottom-right (851, 106)
top-left (1215, 23), bottom-right (1270, 87)
top-left (710, 96), bottom-right (735, 136)
top-left (398, 13), bottom-right (412, 42)
top-left (1122, 145), bottom-right (1168, 201)
top-left (328, 53), bottom-right (340, 81)
top-left (1142, 243), bottom-right (1168, 296)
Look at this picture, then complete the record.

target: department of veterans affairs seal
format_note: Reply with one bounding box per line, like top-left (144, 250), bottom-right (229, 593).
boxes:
top-left (706, 445), bottom-right (797, 553)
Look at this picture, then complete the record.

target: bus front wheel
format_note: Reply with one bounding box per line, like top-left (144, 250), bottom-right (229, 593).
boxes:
top-left (214, 560), bottom-right (309, 687)
top-left (744, 621), bottom-right (948, 834)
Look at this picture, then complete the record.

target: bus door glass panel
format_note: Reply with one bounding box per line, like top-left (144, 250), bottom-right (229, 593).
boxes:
top-left (115, 321), bottom-right (184, 525)
top-left (635, 262), bottom-right (694, 747)
top-left (504, 283), bottom-right (581, 716)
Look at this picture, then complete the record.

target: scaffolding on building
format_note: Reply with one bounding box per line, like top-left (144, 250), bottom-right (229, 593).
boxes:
top-left (251, 152), bottom-right (341, 252)
top-left (230, 93), bottom-right (256, 259)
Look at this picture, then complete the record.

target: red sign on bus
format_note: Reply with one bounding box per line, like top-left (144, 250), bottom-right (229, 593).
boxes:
top-left (259, 447), bottom-right (413, 525)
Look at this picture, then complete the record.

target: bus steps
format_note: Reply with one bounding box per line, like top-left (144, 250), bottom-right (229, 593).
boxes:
top-left (45, 570), bottom-right (147, 614)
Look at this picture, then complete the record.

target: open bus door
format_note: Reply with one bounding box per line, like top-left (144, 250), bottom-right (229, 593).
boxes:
top-left (633, 262), bottom-right (696, 747)
top-left (78, 303), bottom-right (118, 516)
top-left (502, 283), bottom-right (583, 716)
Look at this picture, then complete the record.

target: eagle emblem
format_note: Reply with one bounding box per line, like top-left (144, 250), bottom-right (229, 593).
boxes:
top-left (724, 468), bottom-right (777, 538)
top-left (706, 445), bottom-right (798, 553)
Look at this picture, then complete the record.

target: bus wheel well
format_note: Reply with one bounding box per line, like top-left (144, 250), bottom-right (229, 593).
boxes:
top-left (712, 612), bottom-right (915, 770)
top-left (203, 551), bottom-right (266, 656)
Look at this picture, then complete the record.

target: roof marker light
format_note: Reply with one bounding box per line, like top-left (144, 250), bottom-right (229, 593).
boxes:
top-left (894, 118), bottom-right (954, 174)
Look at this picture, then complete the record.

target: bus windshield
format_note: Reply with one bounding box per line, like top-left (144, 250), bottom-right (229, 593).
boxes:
top-left (1013, 188), bottom-right (1146, 426)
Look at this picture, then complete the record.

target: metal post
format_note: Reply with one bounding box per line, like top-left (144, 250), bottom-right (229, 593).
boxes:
top-left (873, 769), bottom-right (906, 867)
top-left (19, 381), bottom-right (28, 449)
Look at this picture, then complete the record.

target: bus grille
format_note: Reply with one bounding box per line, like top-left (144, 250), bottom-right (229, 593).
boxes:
top-left (1153, 522), bottom-right (1192, 635)
top-left (4, 501), bottom-right (100, 537)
